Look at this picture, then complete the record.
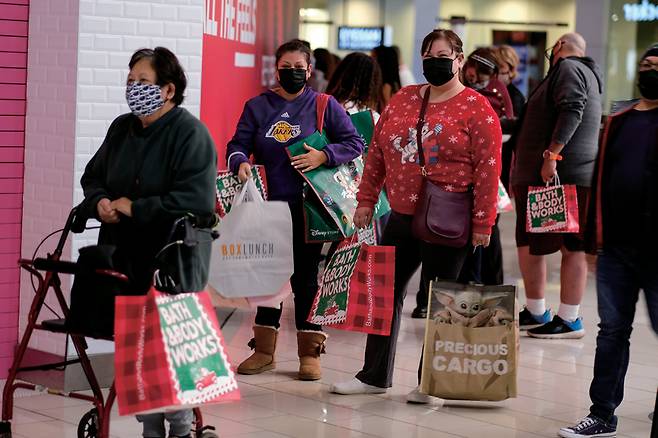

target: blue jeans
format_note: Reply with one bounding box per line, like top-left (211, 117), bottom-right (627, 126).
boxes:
top-left (589, 246), bottom-right (658, 424)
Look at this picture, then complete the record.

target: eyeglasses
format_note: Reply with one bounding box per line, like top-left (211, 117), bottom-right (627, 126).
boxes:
top-left (544, 41), bottom-right (563, 61)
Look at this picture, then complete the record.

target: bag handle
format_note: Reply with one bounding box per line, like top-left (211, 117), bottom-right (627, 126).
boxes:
top-left (316, 93), bottom-right (331, 134)
top-left (232, 178), bottom-right (264, 207)
top-left (545, 172), bottom-right (562, 187)
top-left (416, 86), bottom-right (432, 176)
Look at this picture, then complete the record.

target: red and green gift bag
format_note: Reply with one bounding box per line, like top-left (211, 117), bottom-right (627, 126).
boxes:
top-left (307, 241), bottom-right (394, 335)
top-left (215, 165), bottom-right (268, 217)
top-left (115, 287), bottom-right (240, 416)
top-left (526, 177), bottom-right (579, 233)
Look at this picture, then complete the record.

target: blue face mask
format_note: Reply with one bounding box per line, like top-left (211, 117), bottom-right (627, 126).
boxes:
top-left (126, 82), bottom-right (164, 117)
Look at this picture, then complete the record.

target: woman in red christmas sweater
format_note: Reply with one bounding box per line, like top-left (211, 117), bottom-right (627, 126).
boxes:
top-left (330, 29), bottom-right (502, 402)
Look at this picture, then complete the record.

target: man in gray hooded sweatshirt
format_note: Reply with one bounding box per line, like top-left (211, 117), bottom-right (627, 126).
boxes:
top-left (511, 33), bottom-right (603, 339)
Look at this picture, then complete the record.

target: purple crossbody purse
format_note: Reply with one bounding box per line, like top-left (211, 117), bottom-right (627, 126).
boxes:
top-left (411, 87), bottom-right (473, 248)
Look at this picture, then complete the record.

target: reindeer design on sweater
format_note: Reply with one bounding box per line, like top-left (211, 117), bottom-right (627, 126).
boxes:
top-left (392, 123), bottom-right (443, 164)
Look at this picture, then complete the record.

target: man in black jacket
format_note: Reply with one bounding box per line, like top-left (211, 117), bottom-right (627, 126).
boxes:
top-left (511, 33), bottom-right (603, 339)
top-left (558, 44), bottom-right (658, 438)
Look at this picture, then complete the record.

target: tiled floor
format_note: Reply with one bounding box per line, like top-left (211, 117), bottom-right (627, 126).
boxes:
top-left (1, 215), bottom-right (656, 437)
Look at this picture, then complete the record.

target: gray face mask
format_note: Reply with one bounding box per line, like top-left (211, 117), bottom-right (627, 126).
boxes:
top-left (470, 80), bottom-right (489, 90)
top-left (126, 82), bottom-right (164, 117)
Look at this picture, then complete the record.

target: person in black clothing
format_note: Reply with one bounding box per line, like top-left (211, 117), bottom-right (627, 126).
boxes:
top-left (313, 48), bottom-right (336, 83)
top-left (494, 45), bottom-right (526, 118)
top-left (493, 45), bottom-right (526, 192)
top-left (81, 47), bottom-right (217, 438)
top-left (558, 44), bottom-right (658, 438)
top-left (371, 45), bottom-right (402, 107)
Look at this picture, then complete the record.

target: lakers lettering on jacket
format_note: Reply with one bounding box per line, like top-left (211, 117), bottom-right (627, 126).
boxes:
top-left (266, 120), bottom-right (302, 143)
top-left (220, 242), bottom-right (275, 260)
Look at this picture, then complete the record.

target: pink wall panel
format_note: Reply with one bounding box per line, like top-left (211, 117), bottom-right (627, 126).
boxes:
top-left (0, 67), bottom-right (27, 83)
top-left (0, 209), bottom-right (21, 223)
top-left (0, 85), bottom-right (26, 99)
top-left (0, 20), bottom-right (29, 37)
top-left (0, 193), bottom-right (23, 207)
top-left (0, 239), bottom-right (21, 254)
top-left (0, 115), bottom-right (25, 130)
top-left (0, 99), bottom-right (25, 115)
top-left (0, 252), bottom-right (20, 267)
top-left (0, 132), bottom-right (24, 146)
top-left (0, 0), bottom-right (28, 378)
top-left (0, 147), bottom-right (23, 162)
top-left (0, 52), bottom-right (27, 68)
top-left (0, 36), bottom-right (27, 52)
top-left (0, 5), bottom-right (29, 21)
top-left (0, 163), bottom-right (23, 178)
top-left (0, 178), bottom-right (23, 193)
top-left (0, 269), bottom-right (19, 284)
top-left (0, 226), bottom-right (20, 240)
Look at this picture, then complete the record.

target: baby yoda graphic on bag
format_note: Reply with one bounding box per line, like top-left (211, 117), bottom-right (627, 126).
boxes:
top-left (421, 282), bottom-right (518, 401)
top-left (433, 290), bottom-right (514, 327)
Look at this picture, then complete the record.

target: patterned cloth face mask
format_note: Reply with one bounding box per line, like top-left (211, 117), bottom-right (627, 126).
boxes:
top-left (126, 82), bottom-right (164, 117)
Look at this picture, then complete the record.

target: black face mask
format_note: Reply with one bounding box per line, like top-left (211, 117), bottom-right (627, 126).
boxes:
top-left (638, 69), bottom-right (658, 100)
top-left (423, 57), bottom-right (455, 86)
top-left (278, 68), bottom-right (308, 94)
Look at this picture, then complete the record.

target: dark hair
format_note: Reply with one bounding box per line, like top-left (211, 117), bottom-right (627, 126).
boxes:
top-left (465, 47), bottom-right (499, 76)
top-left (275, 40), bottom-right (312, 66)
top-left (372, 45), bottom-right (401, 94)
top-left (326, 52), bottom-right (384, 113)
top-left (391, 45), bottom-right (401, 60)
top-left (129, 47), bottom-right (187, 106)
top-left (421, 29), bottom-right (464, 57)
top-left (293, 39), bottom-right (312, 50)
top-left (313, 48), bottom-right (336, 80)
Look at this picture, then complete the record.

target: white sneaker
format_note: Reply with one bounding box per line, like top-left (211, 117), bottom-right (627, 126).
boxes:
top-left (329, 378), bottom-right (387, 395)
top-left (406, 387), bottom-right (443, 405)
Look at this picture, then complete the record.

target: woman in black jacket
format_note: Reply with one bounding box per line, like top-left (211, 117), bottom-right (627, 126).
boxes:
top-left (81, 47), bottom-right (217, 438)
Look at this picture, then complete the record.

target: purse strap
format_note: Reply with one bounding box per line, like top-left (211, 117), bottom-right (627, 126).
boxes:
top-left (316, 93), bottom-right (331, 133)
top-left (416, 86), bottom-right (432, 176)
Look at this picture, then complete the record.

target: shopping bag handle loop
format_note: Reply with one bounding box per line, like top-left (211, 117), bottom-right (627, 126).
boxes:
top-left (545, 172), bottom-right (561, 187)
top-left (232, 178), bottom-right (264, 206)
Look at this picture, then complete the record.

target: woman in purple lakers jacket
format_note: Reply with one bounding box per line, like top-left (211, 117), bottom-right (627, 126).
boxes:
top-left (226, 40), bottom-right (363, 381)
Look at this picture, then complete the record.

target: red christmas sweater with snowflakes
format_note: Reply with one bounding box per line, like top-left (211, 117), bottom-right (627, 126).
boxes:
top-left (357, 85), bottom-right (502, 236)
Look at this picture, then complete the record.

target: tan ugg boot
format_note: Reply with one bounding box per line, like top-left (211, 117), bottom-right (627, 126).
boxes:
top-left (237, 325), bottom-right (278, 375)
top-left (297, 331), bottom-right (328, 381)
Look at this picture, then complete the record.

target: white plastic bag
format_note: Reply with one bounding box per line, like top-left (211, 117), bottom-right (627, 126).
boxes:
top-left (208, 179), bottom-right (293, 297)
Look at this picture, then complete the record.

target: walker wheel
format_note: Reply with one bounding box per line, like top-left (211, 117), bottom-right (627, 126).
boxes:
top-left (77, 408), bottom-right (99, 438)
top-left (199, 432), bottom-right (219, 438)
top-left (0, 421), bottom-right (11, 438)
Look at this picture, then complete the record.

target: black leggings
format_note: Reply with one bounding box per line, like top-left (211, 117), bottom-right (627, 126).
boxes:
top-left (356, 212), bottom-right (469, 388)
top-left (255, 201), bottom-right (323, 331)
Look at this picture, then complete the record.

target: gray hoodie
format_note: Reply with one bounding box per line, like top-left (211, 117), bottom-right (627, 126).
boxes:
top-left (512, 56), bottom-right (604, 187)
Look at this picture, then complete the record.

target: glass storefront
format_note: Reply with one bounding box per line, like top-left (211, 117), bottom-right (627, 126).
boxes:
top-left (606, 0), bottom-right (658, 110)
top-left (438, 0), bottom-right (576, 98)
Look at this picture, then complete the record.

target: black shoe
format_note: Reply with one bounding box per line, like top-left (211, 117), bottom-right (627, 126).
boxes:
top-left (527, 315), bottom-right (585, 339)
top-left (518, 307), bottom-right (551, 330)
top-left (411, 306), bottom-right (427, 319)
top-left (558, 415), bottom-right (616, 437)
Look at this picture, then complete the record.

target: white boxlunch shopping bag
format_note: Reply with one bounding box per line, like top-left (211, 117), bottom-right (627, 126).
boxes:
top-left (208, 179), bottom-right (294, 298)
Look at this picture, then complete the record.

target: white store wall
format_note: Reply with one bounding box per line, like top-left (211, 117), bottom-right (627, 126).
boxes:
top-left (21, 0), bottom-right (205, 357)
top-left (21, 0), bottom-right (80, 354)
top-left (438, 0), bottom-right (576, 56)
